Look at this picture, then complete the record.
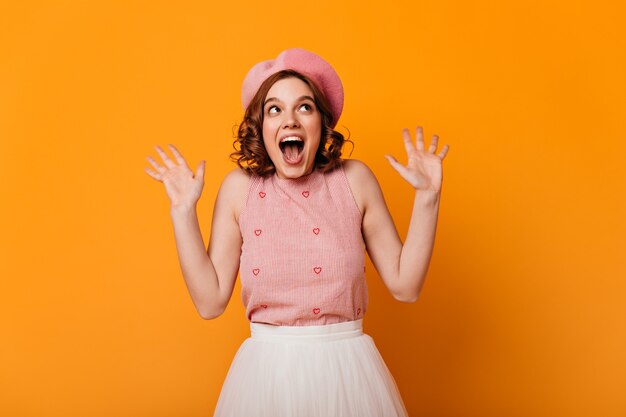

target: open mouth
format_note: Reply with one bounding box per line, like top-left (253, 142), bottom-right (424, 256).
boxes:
top-left (279, 136), bottom-right (305, 162)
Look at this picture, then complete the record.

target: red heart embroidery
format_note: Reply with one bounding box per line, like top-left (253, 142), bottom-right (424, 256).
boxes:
top-left (313, 228), bottom-right (320, 235)
top-left (254, 229), bottom-right (262, 236)
top-left (357, 308), bottom-right (361, 315)
top-left (253, 269), bottom-right (260, 276)
top-left (261, 304), bottom-right (268, 308)
top-left (259, 191), bottom-right (266, 198)
top-left (302, 191), bottom-right (310, 198)
top-left (313, 267), bottom-right (322, 274)
top-left (313, 308), bottom-right (320, 314)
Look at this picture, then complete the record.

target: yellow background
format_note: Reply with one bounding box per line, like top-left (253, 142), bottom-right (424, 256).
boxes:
top-left (1, 1), bottom-right (625, 416)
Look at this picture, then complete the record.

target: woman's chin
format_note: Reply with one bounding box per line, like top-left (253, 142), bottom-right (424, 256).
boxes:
top-left (274, 156), bottom-right (314, 179)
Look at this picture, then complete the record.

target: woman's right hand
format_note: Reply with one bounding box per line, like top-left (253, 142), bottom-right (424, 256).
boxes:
top-left (144, 144), bottom-right (205, 210)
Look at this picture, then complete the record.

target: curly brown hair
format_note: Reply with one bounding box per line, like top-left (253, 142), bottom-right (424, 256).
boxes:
top-left (231, 69), bottom-right (350, 177)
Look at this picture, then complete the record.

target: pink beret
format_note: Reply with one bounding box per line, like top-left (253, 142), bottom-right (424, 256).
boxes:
top-left (241, 48), bottom-right (344, 127)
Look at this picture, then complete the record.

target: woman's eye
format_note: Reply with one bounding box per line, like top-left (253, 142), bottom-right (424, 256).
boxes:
top-left (268, 106), bottom-right (280, 114)
top-left (300, 103), bottom-right (313, 111)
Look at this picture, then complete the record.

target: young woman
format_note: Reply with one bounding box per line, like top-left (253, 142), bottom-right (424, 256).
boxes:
top-left (145, 48), bottom-right (449, 417)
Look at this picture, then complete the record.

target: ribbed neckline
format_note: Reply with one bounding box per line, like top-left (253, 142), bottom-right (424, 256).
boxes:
top-left (271, 167), bottom-right (321, 186)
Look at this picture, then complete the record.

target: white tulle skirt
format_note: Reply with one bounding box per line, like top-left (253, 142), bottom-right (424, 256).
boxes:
top-left (213, 318), bottom-right (408, 417)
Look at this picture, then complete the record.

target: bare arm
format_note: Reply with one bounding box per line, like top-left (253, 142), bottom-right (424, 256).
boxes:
top-left (345, 126), bottom-right (449, 302)
top-left (169, 169), bottom-right (248, 318)
top-left (145, 144), bottom-right (248, 319)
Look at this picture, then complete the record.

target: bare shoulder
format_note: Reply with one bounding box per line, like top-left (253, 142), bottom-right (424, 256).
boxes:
top-left (216, 168), bottom-right (251, 222)
top-left (222, 167), bottom-right (251, 187)
top-left (343, 158), bottom-right (381, 189)
top-left (343, 158), bottom-right (372, 179)
top-left (342, 159), bottom-right (383, 215)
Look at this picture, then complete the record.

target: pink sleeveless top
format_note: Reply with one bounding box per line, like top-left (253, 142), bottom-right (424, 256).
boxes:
top-left (238, 163), bottom-right (368, 326)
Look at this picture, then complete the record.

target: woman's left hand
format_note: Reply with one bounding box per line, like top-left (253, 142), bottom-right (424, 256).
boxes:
top-left (385, 126), bottom-right (449, 192)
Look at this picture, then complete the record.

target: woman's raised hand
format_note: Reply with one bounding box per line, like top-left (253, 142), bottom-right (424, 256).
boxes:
top-left (145, 144), bottom-right (206, 210)
top-left (385, 126), bottom-right (449, 192)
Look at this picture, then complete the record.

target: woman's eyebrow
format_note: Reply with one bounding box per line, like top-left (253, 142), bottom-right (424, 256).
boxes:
top-left (264, 95), bottom-right (315, 105)
top-left (264, 97), bottom-right (280, 105)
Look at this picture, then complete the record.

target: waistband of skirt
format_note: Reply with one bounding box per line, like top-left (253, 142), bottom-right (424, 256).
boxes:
top-left (250, 319), bottom-right (363, 342)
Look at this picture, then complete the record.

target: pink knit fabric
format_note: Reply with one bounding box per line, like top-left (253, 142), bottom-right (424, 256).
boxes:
top-left (238, 163), bottom-right (368, 326)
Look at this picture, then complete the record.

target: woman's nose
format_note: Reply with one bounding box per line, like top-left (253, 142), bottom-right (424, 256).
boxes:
top-left (282, 111), bottom-right (300, 128)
